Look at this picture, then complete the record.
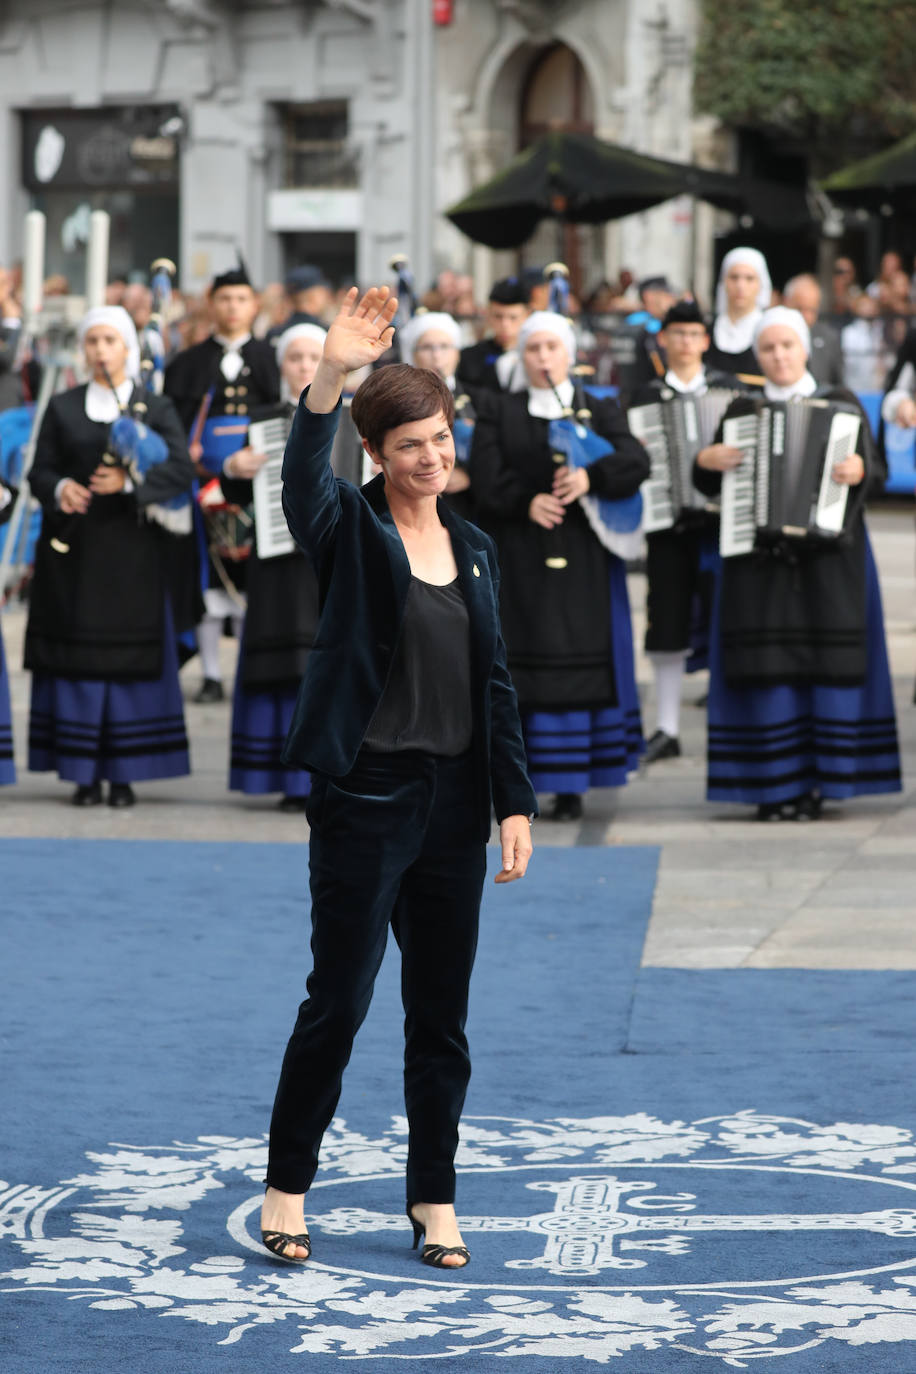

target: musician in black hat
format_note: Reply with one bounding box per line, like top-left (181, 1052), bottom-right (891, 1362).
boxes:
top-left (628, 300), bottom-right (748, 763)
top-left (164, 259), bottom-right (280, 702)
top-left (456, 276), bottom-right (531, 399)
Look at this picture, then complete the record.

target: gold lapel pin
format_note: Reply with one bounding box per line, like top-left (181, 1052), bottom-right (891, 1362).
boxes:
top-left (472, 564), bottom-right (480, 577)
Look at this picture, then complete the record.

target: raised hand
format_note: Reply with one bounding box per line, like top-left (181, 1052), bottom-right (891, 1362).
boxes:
top-left (307, 287), bottom-right (399, 414)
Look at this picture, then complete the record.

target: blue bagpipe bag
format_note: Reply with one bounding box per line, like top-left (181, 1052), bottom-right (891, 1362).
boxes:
top-left (0, 405), bottom-right (41, 561)
top-left (108, 413), bottom-right (192, 533)
top-left (547, 406), bottom-right (644, 560)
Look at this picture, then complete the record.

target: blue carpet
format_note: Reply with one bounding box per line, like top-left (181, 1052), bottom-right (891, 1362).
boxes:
top-left (3, 839), bottom-right (916, 1371)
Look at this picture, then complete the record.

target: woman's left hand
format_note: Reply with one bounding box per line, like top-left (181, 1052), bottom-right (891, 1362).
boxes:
top-left (89, 465), bottom-right (127, 494)
top-left (494, 815), bottom-right (533, 884)
top-left (552, 465), bottom-right (589, 504)
top-left (832, 452), bottom-right (865, 486)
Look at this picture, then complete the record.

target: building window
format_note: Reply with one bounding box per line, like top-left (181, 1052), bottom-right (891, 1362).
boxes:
top-left (282, 102), bottom-right (357, 189)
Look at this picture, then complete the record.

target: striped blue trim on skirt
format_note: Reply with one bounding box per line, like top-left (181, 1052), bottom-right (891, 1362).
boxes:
top-left (28, 607), bottom-right (190, 786)
top-left (0, 623), bottom-right (14, 785)
top-left (524, 556), bottom-right (644, 794)
top-left (707, 535), bottom-right (902, 805)
top-left (229, 677), bottom-right (310, 798)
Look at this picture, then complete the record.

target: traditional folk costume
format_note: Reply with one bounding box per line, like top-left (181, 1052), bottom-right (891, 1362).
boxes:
top-left (470, 312), bottom-right (650, 813)
top-left (629, 353), bottom-right (747, 758)
top-left (695, 308), bottom-right (901, 816)
top-left (704, 247), bottom-right (771, 381)
top-left (223, 325), bottom-right (323, 806)
top-left (456, 278), bottom-right (528, 405)
top-left (25, 307), bottom-right (196, 802)
top-left (0, 477), bottom-right (16, 784)
top-left (163, 265), bottom-right (280, 698)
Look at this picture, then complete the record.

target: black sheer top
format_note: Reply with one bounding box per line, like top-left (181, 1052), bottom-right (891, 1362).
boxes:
top-left (363, 576), bottom-right (472, 755)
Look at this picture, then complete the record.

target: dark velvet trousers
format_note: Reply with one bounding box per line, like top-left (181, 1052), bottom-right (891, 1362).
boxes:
top-left (266, 747), bottom-right (487, 1203)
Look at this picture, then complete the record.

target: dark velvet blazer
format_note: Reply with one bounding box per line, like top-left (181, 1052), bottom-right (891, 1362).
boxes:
top-left (280, 395), bottom-right (538, 837)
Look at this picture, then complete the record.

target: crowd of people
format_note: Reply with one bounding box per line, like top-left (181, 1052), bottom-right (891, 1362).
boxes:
top-left (0, 244), bottom-right (912, 821)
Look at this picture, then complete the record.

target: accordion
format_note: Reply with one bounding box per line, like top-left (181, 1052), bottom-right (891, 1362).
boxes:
top-left (719, 397), bottom-right (861, 558)
top-left (629, 388), bottom-right (738, 533)
top-left (249, 399), bottom-right (365, 560)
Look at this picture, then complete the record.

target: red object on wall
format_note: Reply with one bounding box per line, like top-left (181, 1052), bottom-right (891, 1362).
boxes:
top-left (433, 0), bottom-right (454, 24)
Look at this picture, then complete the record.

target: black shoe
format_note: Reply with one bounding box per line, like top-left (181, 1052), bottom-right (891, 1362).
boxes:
top-left (261, 1228), bottom-right (311, 1264)
top-left (108, 783), bottom-right (135, 808)
top-left (71, 782), bottom-right (103, 807)
top-left (791, 792), bottom-right (822, 822)
top-left (193, 678), bottom-right (224, 703)
top-left (278, 794), bottom-right (308, 813)
top-left (756, 801), bottom-right (786, 822)
top-left (406, 1204), bottom-right (470, 1269)
top-left (550, 792), bottom-right (583, 822)
top-left (643, 729), bottom-right (681, 764)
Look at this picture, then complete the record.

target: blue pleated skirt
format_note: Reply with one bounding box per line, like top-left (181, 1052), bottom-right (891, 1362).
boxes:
top-left (707, 535), bottom-right (902, 805)
top-left (0, 623), bottom-right (14, 785)
top-left (229, 660), bottom-right (310, 798)
top-left (28, 607), bottom-right (190, 786)
top-left (524, 555), bottom-right (644, 794)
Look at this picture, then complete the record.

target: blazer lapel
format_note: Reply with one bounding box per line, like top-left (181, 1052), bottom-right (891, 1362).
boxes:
top-left (439, 501), bottom-right (498, 672)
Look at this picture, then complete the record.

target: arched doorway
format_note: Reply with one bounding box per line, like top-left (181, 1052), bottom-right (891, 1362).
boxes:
top-left (519, 43), bottom-right (598, 296)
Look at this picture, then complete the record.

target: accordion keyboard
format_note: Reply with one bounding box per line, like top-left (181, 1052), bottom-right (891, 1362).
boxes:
top-left (720, 411), bottom-right (760, 557)
top-left (629, 403), bottom-right (676, 533)
top-left (250, 414), bottom-right (294, 560)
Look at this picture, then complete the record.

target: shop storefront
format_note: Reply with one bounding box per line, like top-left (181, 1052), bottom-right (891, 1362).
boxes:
top-left (21, 106), bottom-right (181, 288)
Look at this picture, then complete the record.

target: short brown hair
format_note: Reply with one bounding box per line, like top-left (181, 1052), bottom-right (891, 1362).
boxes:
top-left (350, 364), bottom-right (455, 453)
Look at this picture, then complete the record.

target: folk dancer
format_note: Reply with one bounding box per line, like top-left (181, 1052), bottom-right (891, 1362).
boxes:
top-left (24, 306), bottom-right (196, 807)
top-left (695, 306), bottom-right (901, 818)
top-left (470, 310), bottom-right (650, 821)
top-left (164, 260), bottom-right (280, 701)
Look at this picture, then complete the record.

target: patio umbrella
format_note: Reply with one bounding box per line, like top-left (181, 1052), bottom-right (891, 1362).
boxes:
top-left (445, 130), bottom-right (809, 248)
top-left (821, 130), bottom-right (916, 211)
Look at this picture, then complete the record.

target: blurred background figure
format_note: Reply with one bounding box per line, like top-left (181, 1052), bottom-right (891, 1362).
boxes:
top-left (783, 274), bottom-right (844, 386)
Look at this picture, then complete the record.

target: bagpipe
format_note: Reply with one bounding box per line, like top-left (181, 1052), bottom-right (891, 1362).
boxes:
top-left (542, 264), bottom-right (643, 563)
top-left (138, 257), bottom-right (176, 396)
top-left (50, 358), bottom-right (191, 554)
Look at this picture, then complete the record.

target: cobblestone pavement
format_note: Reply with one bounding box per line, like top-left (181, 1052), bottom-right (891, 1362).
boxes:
top-left (3, 505), bottom-right (914, 968)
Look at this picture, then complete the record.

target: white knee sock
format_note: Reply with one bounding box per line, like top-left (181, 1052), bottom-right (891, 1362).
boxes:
top-left (197, 615), bottom-right (223, 682)
top-left (649, 651), bottom-right (688, 738)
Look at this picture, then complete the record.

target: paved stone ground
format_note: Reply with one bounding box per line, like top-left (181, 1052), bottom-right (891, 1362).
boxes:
top-left (3, 505), bottom-right (913, 968)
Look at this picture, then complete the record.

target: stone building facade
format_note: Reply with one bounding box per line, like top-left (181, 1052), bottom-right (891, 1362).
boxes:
top-left (0, 0), bottom-right (720, 302)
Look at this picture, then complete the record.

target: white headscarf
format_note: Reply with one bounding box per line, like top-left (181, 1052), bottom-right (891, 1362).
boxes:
top-left (78, 306), bottom-right (141, 382)
top-left (715, 247), bottom-right (772, 317)
top-left (753, 306), bottom-right (812, 360)
top-left (517, 311), bottom-right (578, 368)
top-left (275, 321), bottom-right (327, 366)
top-left (753, 307), bottom-right (817, 399)
top-left (398, 312), bottom-right (462, 368)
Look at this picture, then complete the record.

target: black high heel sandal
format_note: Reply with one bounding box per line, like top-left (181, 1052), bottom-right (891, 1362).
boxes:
top-left (406, 1204), bottom-right (470, 1269)
top-left (261, 1228), bottom-right (311, 1264)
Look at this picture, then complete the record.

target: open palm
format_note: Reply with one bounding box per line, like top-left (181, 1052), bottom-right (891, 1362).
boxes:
top-left (324, 286), bottom-right (399, 374)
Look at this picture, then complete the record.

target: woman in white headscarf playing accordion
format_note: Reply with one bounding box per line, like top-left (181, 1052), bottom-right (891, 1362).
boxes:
top-left (24, 305), bottom-right (196, 806)
top-left (694, 306), bottom-right (901, 819)
top-left (470, 310), bottom-right (650, 821)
